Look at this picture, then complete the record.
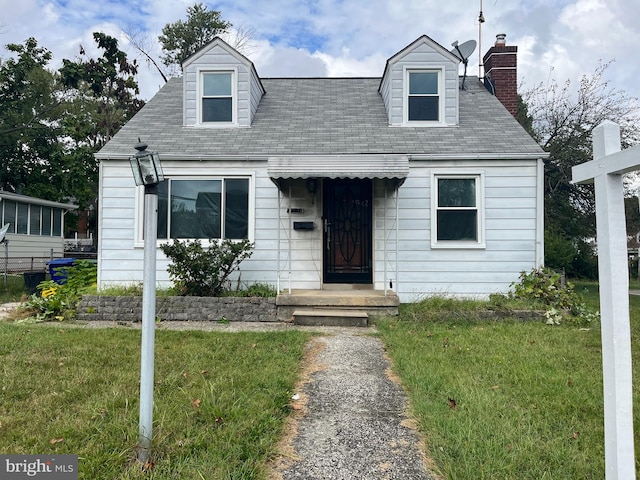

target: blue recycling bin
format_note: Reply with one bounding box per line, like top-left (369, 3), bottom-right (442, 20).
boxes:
top-left (48, 258), bottom-right (77, 285)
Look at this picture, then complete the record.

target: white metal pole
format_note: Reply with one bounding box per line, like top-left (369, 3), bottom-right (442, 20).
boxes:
top-left (395, 188), bottom-right (399, 294)
top-left (277, 188), bottom-right (281, 293)
top-left (288, 182), bottom-right (292, 293)
top-left (138, 186), bottom-right (158, 464)
top-left (384, 182), bottom-right (387, 295)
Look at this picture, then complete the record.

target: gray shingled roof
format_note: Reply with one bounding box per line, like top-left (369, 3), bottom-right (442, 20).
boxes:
top-left (96, 76), bottom-right (545, 159)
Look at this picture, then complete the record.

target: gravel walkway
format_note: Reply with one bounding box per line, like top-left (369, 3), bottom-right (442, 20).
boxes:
top-left (275, 334), bottom-right (436, 480)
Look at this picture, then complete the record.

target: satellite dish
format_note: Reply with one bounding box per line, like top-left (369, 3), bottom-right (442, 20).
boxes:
top-left (0, 223), bottom-right (9, 243)
top-left (450, 39), bottom-right (477, 90)
top-left (450, 39), bottom-right (477, 62)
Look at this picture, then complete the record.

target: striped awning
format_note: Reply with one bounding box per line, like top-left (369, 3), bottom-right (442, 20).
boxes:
top-left (267, 155), bottom-right (409, 187)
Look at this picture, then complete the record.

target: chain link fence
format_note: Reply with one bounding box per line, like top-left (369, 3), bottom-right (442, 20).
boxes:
top-left (1, 253), bottom-right (97, 275)
top-left (2, 256), bottom-right (50, 274)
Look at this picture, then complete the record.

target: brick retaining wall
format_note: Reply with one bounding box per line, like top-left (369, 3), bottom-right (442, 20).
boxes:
top-left (77, 295), bottom-right (278, 322)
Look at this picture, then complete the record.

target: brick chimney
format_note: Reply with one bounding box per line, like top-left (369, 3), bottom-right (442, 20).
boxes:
top-left (483, 34), bottom-right (518, 118)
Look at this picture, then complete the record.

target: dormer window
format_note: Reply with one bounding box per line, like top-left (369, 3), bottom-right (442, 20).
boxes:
top-left (407, 70), bottom-right (441, 122)
top-left (201, 71), bottom-right (234, 123)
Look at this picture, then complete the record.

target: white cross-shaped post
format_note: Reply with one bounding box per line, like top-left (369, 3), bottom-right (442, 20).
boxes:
top-left (572, 120), bottom-right (637, 479)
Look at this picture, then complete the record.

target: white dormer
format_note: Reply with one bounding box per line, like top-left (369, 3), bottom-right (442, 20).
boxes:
top-left (379, 35), bottom-right (460, 127)
top-left (182, 37), bottom-right (265, 128)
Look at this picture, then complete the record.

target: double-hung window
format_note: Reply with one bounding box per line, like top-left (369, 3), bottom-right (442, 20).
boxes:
top-left (156, 177), bottom-right (249, 240)
top-left (432, 174), bottom-right (484, 247)
top-left (201, 72), bottom-right (233, 123)
top-left (407, 70), bottom-right (441, 122)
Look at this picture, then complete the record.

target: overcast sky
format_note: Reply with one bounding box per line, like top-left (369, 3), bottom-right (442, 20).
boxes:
top-left (1, 0), bottom-right (639, 104)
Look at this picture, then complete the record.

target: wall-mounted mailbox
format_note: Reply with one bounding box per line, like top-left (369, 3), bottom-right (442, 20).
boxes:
top-left (293, 221), bottom-right (315, 230)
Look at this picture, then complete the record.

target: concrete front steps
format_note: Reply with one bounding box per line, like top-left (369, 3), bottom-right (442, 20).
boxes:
top-left (276, 287), bottom-right (399, 327)
top-left (292, 309), bottom-right (369, 327)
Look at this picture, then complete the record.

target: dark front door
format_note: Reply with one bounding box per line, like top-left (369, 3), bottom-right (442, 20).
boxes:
top-left (323, 179), bottom-right (372, 284)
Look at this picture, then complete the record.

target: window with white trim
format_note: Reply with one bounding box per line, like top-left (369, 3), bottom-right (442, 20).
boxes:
top-left (433, 174), bottom-right (484, 246)
top-left (201, 72), bottom-right (233, 123)
top-left (156, 177), bottom-right (249, 240)
top-left (407, 70), bottom-right (440, 122)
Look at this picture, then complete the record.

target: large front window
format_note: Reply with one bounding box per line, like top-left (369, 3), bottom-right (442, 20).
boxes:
top-left (202, 72), bottom-right (233, 123)
top-left (407, 70), bottom-right (440, 122)
top-left (157, 178), bottom-right (249, 240)
top-left (433, 175), bottom-right (484, 247)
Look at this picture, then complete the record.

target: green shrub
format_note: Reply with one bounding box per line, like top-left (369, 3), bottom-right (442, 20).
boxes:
top-left (23, 260), bottom-right (97, 321)
top-left (509, 268), bottom-right (598, 325)
top-left (160, 239), bottom-right (254, 296)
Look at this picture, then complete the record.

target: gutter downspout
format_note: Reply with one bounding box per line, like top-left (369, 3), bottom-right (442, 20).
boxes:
top-left (277, 188), bottom-right (281, 293)
top-left (536, 157), bottom-right (545, 267)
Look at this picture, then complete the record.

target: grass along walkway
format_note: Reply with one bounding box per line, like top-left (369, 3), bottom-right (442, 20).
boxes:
top-left (0, 324), bottom-right (313, 479)
top-left (377, 283), bottom-right (640, 479)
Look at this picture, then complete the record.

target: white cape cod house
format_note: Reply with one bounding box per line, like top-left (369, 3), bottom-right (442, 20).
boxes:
top-left (95, 34), bottom-right (547, 304)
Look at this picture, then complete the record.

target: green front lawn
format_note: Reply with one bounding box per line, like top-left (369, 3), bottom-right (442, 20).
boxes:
top-left (377, 282), bottom-right (639, 479)
top-left (0, 325), bottom-right (312, 479)
top-left (2, 280), bottom-right (638, 478)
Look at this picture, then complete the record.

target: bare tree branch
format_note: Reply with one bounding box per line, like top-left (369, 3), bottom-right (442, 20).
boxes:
top-left (122, 26), bottom-right (168, 83)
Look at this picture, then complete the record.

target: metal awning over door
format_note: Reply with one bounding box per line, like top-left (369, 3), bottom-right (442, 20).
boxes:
top-left (268, 155), bottom-right (409, 187)
top-left (271, 156), bottom-right (404, 295)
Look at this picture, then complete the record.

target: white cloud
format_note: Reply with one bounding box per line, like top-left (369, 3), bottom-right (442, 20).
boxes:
top-left (0, 0), bottom-right (638, 103)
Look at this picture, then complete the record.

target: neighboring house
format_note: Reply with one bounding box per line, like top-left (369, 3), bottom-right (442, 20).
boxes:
top-left (95, 33), bottom-right (547, 302)
top-left (0, 191), bottom-right (77, 270)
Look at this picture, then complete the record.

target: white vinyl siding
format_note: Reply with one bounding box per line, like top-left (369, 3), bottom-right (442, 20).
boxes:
top-left (373, 160), bottom-right (538, 300)
top-left (379, 37), bottom-right (459, 126)
top-left (182, 41), bottom-right (264, 127)
top-left (98, 159), bottom-right (540, 301)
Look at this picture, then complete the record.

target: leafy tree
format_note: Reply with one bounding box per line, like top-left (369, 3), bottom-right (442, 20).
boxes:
top-left (519, 61), bottom-right (640, 277)
top-left (159, 3), bottom-right (232, 72)
top-left (54, 32), bottom-right (144, 213)
top-left (60, 32), bottom-right (144, 144)
top-left (0, 38), bottom-right (64, 196)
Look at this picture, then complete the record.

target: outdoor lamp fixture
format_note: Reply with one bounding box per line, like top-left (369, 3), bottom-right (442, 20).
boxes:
top-left (129, 140), bottom-right (163, 466)
top-left (306, 178), bottom-right (317, 195)
top-left (130, 141), bottom-right (163, 189)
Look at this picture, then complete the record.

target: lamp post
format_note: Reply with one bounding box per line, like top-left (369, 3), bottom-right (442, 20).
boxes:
top-left (129, 140), bottom-right (163, 465)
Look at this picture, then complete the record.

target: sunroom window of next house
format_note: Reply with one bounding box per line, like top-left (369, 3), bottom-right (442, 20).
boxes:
top-left (407, 70), bottom-right (440, 122)
top-left (201, 72), bottom-right (233, 123)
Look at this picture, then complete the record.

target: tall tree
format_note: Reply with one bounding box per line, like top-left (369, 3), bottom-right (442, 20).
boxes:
top-left (159, 3), bottom-right (232, 72)
top-left (60, 32), bottom-right (144, 145)
top-left (519, 61), bottom-right (640, 276)
top-left (0, 38), bottom-right (63, 195)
